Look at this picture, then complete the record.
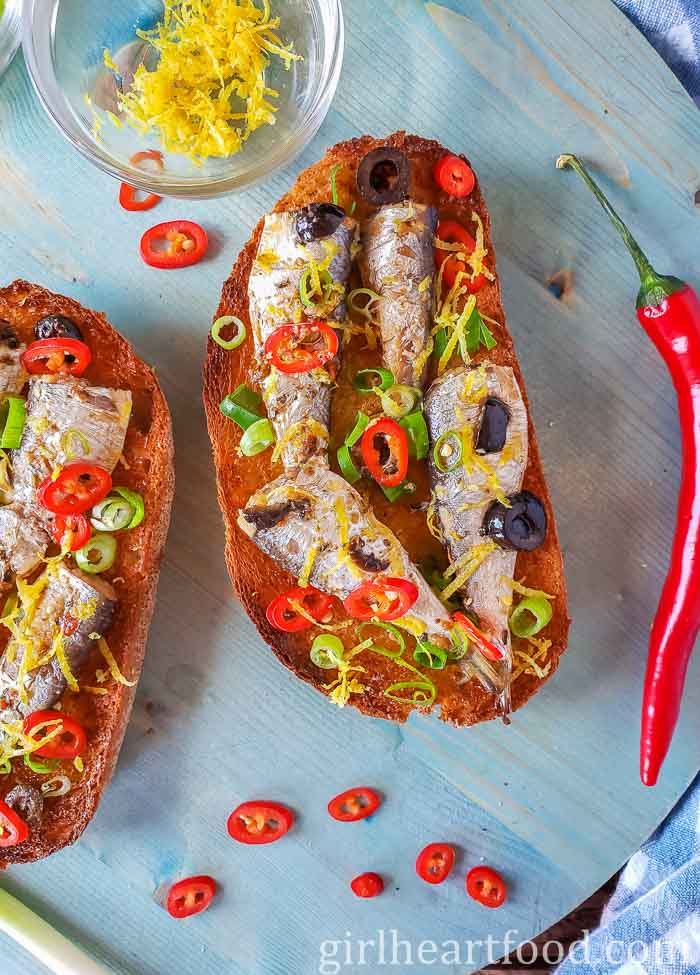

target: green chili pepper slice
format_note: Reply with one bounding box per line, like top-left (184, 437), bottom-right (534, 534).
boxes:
top-left (239, 418), bottom-right (275, 457)
top-left (211, 315), bottom-right (246, 351)
top-left (509, 594), bottom-right (553, 638)
top-left (413, 640), bottom-right (448, 670)
top-left (220, 384), bottom-right (263, 431)
top-left (24, 754), bottom-right (59, 775)
top-left (0, 396), bottom-right (26, 450)
top-left (75, 533), bottom-right (118, 574)
top-left (400, 411), bottom-right (429, 460)
top-left (353, 367), bottom-right (394, 394)
top-left (433, 430), bottom-right (463, 473)
top-left (310, 634), bottom-right (345, 669)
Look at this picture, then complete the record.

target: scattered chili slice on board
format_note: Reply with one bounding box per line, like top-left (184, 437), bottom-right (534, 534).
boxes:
top-left (433, 154), bottom-right (475, 198)
top-left (38, 463), bottom-right (112, 516)
top-left (451, 612), bottom-right (505, 662)
top-left (360, 417), bottom-right (409, 488)
top-left (343, 577), bottom-right (418, 622)
top-left (350, 872), bottom-right (384, 898)
top-left (328, 787), bottom-right (381, 822)
top-left (23, 710), bottom-right (87, 760)
top-left (416, 843), bottom-right (455, 884)
top-left (21, 338), bottom-right (92, 377)
top-left (466, 866), bottom-right (507, 908)
top-left (0, 799), bottom-right (29, 848)
top-left (140, 220), bottom-right (208, 269)
top-left (227, 801), bottom-right (294, 845)
top-left (266, 587), bottom-right (334, 632)
top-left (264, 321), bottom-right (338, 374)
top-left (119, 150), bottom-right (164, 212)
top-left (166, 876), bottom-right (217, 919)
top-left (51, 513), bottom-right (91, 552)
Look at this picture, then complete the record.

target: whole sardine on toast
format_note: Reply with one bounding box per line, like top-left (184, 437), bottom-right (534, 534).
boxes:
top-left (425, 365), bottom-right (529, 662)
top-left (247, 208), bottom-right (357, 469)
top-left (359, 202), bottom-right (437, 388)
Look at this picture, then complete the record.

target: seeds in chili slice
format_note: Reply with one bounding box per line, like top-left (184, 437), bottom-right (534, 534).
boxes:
top-left (140, 220), bottom-right (208, 269)
top-left (0, 799), bottom-right (29, 848)
top-left (360, 417), bottom-right (408, 488)
top-left (416, 843), bottom-right (455, 884)
top-left (343, 577), bottom-right (418, 622)
top-left (51, 513), bottom-right (91, 552)
top-left (466, 866), bottom-right (507, 908)
top-left (328, 787), bottom-right (381, 822)
top-left (350, 872), bottom-right (384, 898)
top-left (266, 587), bottom-right (335, 632)
top-left (166, 875), bottom-right (217, 919)
top-left (23, 710), bottom-right (87, 760)
top-left (433, 155), bottom-right (475, 198)
top-left (227, 801), bottom-right (294, 845)
top-left (38, 463), bottom-right (112, 516)
top-left (21, 338), bottom-right (92, 377)
top-left (264, 321), bottom-right (338, 375)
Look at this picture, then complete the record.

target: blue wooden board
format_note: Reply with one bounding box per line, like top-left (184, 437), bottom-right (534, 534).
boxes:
top-left (2, 1), bottom-right (700, 972)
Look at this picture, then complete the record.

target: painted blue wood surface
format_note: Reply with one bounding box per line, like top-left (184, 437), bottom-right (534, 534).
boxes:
top-left (2, 1), bottom-right (700, 972)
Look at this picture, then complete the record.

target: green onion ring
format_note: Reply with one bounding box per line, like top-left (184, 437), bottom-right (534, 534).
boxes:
top-left (211, 315), bottom-right (246, 351)
top-left (353, 367), bottom-right (394, 394)
top-left (378, 384), bottom-right (422, 419)
top-left (75, 533), bottom-right (118, 574)
top-left (358, 621), bottom-right (405, 658)
top-left (220, 384), bottom-right (263, 431)
top-left (300, 267), bottom-right (333, 307)
top-left (345, 411), bottom-right (370, 447)
top-left (433, 430), bottom-right (463, 473)
top-left (446, 625), bottom-right (469, 660)
top-left (383, 680), bottom-right (437, 707)
top-left (0, 760), bottom-right (10, 775)
top-left (337, 444), bottom-right (362, 484)
top-left (400, 411), bottom-right (429, 460)
top-left (239, 418), bottom-right (275, 457)
top-left (413, 641), bottom-right (448, 670)
top-left (24, 754), bottom-right (59, 775)
top-left (310, 634), bottom-right (345, 670)
top-left (509, 594), bottom-right (553, 638)
top-left (91, 498), bottom-right (132, 532)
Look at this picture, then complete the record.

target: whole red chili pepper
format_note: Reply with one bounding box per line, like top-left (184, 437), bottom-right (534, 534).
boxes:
top-left (557, 153), bottom-right (700, 786)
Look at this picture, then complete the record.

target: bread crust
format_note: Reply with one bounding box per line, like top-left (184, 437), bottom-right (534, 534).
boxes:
top-left (203, 132), bottom-right (569, 727)
top-left (0, 280), bottom-right (174, 866)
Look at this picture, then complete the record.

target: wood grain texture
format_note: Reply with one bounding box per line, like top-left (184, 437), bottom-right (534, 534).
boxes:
top-left (1, 0), bottom-right (699, 973)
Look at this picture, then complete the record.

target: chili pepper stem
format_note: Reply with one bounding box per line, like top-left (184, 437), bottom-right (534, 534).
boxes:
top-left (555, 154), bottom-right (685, 308)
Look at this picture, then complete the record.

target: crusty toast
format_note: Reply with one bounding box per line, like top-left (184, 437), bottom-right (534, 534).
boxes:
top-left (203, 132), bottom-right (569, 727)
top-left (0, 280), bottom-right (174, 865)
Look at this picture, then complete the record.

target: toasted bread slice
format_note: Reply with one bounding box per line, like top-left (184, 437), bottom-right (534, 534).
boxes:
top-left (203, 132), bottom-right (569, 727)
top-left (0, 280), bottom-right (174, 866)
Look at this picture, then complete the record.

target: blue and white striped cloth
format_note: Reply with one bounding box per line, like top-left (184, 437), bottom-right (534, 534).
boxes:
top-left (556, 5), bottom-right (700, 971)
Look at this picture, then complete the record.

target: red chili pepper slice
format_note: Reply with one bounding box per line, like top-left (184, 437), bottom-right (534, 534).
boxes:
top-left (166, 875), bottom-right (217, 919)
top-left (51, 513), bottom-right (91, 552)
top-left (227, 801), bottom-right (294, 845)
top-left (266, 586), bottom-right (334, 633)
top-left (328, 787), bottom-right (381, 822)
top-left (343, 577), bottom-right (418, 622)
top-left (466, 866), bottom-right (507, 908)
top-left (350, 872), bottom-right (384, 898)
top-left (434, 220), bottom-right (485, 292)
top-left (264, 321), bottom-right (339, 375)
top-left (416, 843), bottom-right (455, 884)
top-left (433, 154), bottom-right (475, 198)
top-left (360, 417), bottom-right (409, 488)
top-left (119, 150), bottom-right (164, 212)
top-left (0, 799), bottom-right (29, 848)
top-left (23, 710), bottom-right (87, 760)
top-left (451, 611), bottom-right (505, 662)
top-left (38, 463), bottom-right (112, 516)
top-left (21, 338), bottom-right (92, 377)
top-left (140, 220), bottom-right (208, 269)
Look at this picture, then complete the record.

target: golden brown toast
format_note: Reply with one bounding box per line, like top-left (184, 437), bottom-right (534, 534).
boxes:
top-left (203, 132), bottom-right (569, 727)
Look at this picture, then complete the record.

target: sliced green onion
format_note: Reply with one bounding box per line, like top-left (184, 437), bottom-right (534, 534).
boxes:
top-left (349, 200), bottom-right (357, 216)
top-left (353, 367), bottom-right (394, 394)
top-left (0, 396), bottom-right (26, 450)
top-left (347, 288), bottom-right (381, 320)
top-left (384, 680), bottom-right (436, 707)
top-left (75, 533), bottom-right (117, 574)
top-left (345, 411), bottom-right (370, 446)
top-left (112, 486), bottom-right (145, 528)
top-left (310, 634), bottom-right (345, 669)
top-left (400, 411), bottom-right (429, 460)
top-left (330, 164), bottom-right (342, 206)
top-left (446, 625), bottom-right (469, 660)
top-left (413, 640), bottom-right (448, 670)
top-left (433, 430), bottom-right (463, 473)
top-left (239, 418), bottom-right (275, 457)
top-left (211, 315), bottom-right (246, 351)
top-left (358, 621), bottom-right (405, 658)
top-left (91, 487), bottom-right (144, 532)
top-left (220, 384), bottom-right (263, 431)
top-left (0, 759), bottom-right (10, 775)
top-left (510, 594), bottom-right (553, 638)
top-left (337, 444), bottom-right (362, 484)
top-left (378, 384), bottom-right (421, 419)
top-left (24, 754), bottom-right (59, 775)
top-left (433, 327), bottom-right (448, 361)
top-left (300, 266), bottom-right (333, 307)
top-left (382, 481), bottom-right (416, 503)
top-left (60, 428), bottom-right (90, 461)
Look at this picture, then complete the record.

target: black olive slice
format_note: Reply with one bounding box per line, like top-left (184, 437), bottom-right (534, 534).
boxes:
top-left (295, 203), bottom-right (346, 243)
top-left (483, 491), bottom-right (547, 551)
top-left (356, 147), bottom-right (410, 206)
top-left (34, 314), bottom-right (83, 342)
top-left (476, 398), bottom-right (510, 454)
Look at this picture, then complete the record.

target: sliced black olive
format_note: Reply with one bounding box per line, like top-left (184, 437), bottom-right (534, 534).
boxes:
top-left (356, 147), bottom-right (410, 206)
top-left (0, 321), bottom-right (19, 350)
top-left (295, 203), bottom-right (346, 243)
top-left (483, 491), bottom-right (547, 551)
top-left (34, 314), bottom-right (83, 342)
top-left (476, 397), bottom-right (510, 454)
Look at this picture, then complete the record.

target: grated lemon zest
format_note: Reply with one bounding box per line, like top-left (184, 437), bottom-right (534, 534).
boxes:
top-left (441, 541), bottom-right (498, 601)
top-left (297, 543), bottom-right (319, 589)
top-left (270, 419), bottom-right (328, 463)
top-left (98, 638), bottom-right (136, 687)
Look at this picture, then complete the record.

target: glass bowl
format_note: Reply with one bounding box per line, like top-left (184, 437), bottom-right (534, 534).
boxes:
top-left (22, 0), bottom-right (344, 198)
top-left (0, 0), bottom-right (21, 80)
